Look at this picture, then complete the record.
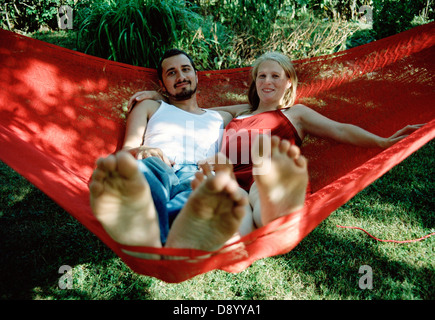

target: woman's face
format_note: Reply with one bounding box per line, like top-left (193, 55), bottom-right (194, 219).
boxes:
top-left (255, 60), bottom-right (292, 108)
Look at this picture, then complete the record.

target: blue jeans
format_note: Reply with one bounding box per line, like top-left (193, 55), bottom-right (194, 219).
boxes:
top-left (137, 157), bottom-right (197, 245)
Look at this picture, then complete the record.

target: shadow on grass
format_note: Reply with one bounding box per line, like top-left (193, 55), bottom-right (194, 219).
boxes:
top-left (279, 222), bottom-right (434, 300)
top-left (0, 161), bottom-right (152, 300)
top-left (363, 140), bottom-right (435, 230)
top-left (274, 141), bottom-right (434, 300)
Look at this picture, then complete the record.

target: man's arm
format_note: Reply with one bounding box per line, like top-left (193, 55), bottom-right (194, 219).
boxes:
top-left (122, 100), bottom-right (173, 165)
top-left (122, 100), bottom-right (153, 151)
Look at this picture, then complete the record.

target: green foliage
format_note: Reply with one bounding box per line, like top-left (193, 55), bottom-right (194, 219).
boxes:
top-left (3, 0), bottom-right (434, 69)
top-left (76, 0), bottom-right (240, 69)
top-left (304, 0), bottom-right (372, 19)
top-left (173, 14), bottom-right (238, 70)
top-left (77, 0), bottom-right (183, 68)
top-left (195, 0), bottom-right (285, 39)
top-left (372, 0), bottom-right (434, 39)
top-left (0, 0), bottom-right (76, 32)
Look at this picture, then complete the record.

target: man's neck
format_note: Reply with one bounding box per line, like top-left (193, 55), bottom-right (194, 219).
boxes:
top-left (168, 96), bottom-right (203, 114)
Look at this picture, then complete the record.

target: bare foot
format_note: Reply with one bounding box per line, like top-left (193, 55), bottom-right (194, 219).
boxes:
top-left (89, 151), bottom-right (162, 249)
top-left (165, 162), bottom-right (248, 251)
top-left (251, 135), bottom-right (308, 226)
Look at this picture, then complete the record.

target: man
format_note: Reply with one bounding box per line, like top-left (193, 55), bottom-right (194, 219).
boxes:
top-left (89, 49), bottom-right (253, 254)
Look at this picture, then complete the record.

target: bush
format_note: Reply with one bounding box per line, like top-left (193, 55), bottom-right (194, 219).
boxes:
top-left (76, 0), bottom-right (234, 69)
top-left (0, 0), bottom-right (76, 32)
top-left (77, 0), bottom-right (181, 68)
top-left (10, 0), bottom-right (433, 70)
top-left (173, 14), bottom-right (238, 70)
top-left (372, 0), bottom-right (433, 39)
top-left (306, 0), bottom-right (373, 20)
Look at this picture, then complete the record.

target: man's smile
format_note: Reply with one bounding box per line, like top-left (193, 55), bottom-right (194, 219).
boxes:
top-left (175, 81), bottom-right (191, 88)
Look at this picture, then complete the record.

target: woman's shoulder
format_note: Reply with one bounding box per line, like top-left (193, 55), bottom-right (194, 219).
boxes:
top-left (282, 104), bottom-right (311, 116)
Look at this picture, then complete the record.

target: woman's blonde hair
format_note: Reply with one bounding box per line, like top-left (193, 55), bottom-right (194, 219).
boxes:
top-left (248, 52), bottom-right (298, 110)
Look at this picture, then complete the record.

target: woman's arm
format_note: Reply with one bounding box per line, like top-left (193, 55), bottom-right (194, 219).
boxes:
top-left (210, 104), bottom-right (251, 118)
top-left (289, 104), bottom-right (424, 148)
top-left (126, 91), bottom-right (250, 126)
top-left (127, 90), bottom-right (166, 112)
top-left (127, 91), bottom-right (250, 118)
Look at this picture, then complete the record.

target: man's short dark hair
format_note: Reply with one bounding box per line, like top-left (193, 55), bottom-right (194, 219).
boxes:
top-left (157, 49), bottom-right (197, 81)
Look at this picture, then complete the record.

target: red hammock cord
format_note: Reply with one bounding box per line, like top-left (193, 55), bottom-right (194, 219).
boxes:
top-left (336, 225), bottom-right (435, 243)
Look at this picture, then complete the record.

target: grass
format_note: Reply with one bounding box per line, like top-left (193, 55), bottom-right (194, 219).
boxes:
top-left (1, 140), bottom-right (433, 300)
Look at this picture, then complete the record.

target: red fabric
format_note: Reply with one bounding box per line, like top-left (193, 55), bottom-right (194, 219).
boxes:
top-left (0, 23), bottom-right (434, 283)
top-left (221, 108), bottom-right (302, 191)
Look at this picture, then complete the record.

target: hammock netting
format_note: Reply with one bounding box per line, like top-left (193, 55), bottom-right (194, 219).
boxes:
top-left (0, 23), bottom-right (434, 283)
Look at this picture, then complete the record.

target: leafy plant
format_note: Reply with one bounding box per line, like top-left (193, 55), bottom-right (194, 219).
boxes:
top-left (0, 0), bottom-right (76, 32)
top-left (372, 0), bottom-right (433, 39)
top-left (77, 0), bottom-right (188, 68)
top-left (76, 0), bottom-right (237, 70)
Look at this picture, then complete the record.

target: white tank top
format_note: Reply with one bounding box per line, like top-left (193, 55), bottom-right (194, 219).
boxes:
top-left (143, 101), bottom-right (224, 164)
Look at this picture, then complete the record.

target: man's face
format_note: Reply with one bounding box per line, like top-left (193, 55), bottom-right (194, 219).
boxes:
top-left (160, 54), bottom-right (198, 101)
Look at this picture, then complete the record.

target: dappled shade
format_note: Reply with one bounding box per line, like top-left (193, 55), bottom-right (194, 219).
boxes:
top-left (0, 23), bottom-right (434, 283)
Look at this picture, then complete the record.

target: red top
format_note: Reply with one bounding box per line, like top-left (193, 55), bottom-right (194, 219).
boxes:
top-left (220, 108), bottom-right (302, 191)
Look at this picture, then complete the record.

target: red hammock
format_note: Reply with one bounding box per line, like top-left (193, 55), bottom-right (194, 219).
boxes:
top-left (0, 23), bottom-right (434, 283)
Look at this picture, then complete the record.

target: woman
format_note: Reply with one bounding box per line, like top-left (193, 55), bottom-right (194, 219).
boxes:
top-left (213, 51), bottom-right (423, 227)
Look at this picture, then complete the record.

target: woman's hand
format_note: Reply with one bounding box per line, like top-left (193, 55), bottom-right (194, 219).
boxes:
top-left (127, 91), bottom-right (165, 111)
top-left (197, 153), bottom-right (235, 178)
top-left (381, 124), bottom-right (425, 148)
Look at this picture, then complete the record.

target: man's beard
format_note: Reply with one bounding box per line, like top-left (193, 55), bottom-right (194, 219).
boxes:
top-left (165, 81), bottom-right (197, 101)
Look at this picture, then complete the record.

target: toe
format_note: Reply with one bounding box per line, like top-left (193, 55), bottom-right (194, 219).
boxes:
top-left (191, 171), bottom-right (205, 190)
top-left (91, 168), bottom-right (106, 182)
top-left (89, 180), bottom-right (104, 197)
top-left (199, 162), bottom-right (214, 177)
top-left (116, 151), bottom-right (139, 178)
top-left (287, 145), bottom-right (301, 159)
top-left (278, 139), bottom-right (291, 153)
top-left (100, 154), bottom-right (117, 172)
top-left (270, 135), bottom-right (280, 148)
top-left (294, 154), bottom-right (308, 170)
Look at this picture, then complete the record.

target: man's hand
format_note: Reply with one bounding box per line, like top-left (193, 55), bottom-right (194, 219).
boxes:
top-left (127, 91), bottom-right (165, 111)
top-left (128, 146), bottom-right (174, 167)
